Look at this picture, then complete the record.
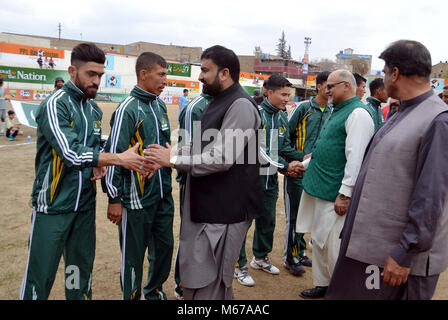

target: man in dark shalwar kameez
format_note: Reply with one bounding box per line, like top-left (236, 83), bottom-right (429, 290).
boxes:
top-left (326, 40), bottom-right (448, 300)
top-left (144, 45), bottom-right (263, 300)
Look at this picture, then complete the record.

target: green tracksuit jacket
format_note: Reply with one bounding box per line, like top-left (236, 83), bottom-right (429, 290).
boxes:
top-left (32, 80), bottom-right (103, 214)
top-left (287, 97), bottom-right (332, 164)
top-left (259, 99), bottom-right (301, 191)
top-left (103, 86), bottom-right (172, 209)
top-left (365, 96), bottom-right (384, 132)
top-left (175, 93), bottom-right (212, 185)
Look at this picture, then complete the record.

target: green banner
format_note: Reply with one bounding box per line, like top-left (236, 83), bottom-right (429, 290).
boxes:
top-left (0, 65), bottom-right (68, 84)
top-left (167, 62), bottom-right (191, 77)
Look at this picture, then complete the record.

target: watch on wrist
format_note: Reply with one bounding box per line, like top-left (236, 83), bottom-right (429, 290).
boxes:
top-left (339, 193), bottom-right (350, 200)
top-left (169, 156), bottom-right (177, 168)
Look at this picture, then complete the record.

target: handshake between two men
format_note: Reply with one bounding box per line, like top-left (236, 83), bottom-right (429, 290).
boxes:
top-left (91, 142), bottom-right (309, 186)
top-left (95, 143), bottom-right (309, 225)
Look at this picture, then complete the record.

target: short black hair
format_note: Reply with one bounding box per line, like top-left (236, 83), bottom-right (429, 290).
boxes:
top-left (369, 78), bottom-right (384, 96)
top-left (444, 85), bottom-right (448, 90)
top-left (253, 89), bottom-right (260, 96)
top-left (353, 73), bottom-right (367, 86)
top-left (265, 74), bottom-right (292, 91)
top-left (135, 52), bottom-right (168, 80)
top-left (316, 71), bottom-right (330, 86)
top-left (201, 45), bottom-right (240, 83)
top-left (7, 110), bottom-right (15, 115)
top-left (262, 78), bottom-right (269, 88)
top-left (379, 40), bottom-right (431, 78)
top-left (183, 89), bottom-right (189, 93)
top-left (0, 78), bottom-right (3, 84)
top-left (71, 43), bottom-right (106, 66)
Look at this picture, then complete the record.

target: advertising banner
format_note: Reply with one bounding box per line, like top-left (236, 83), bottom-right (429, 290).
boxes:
top-left (6, 88), bottom-right (34, 100)
top-left (167, 62), bottom-right (191, 77)
top-left (0, 42), bottom-right (65, 59)
top-left (0, 65), bottom-right (68, 84)
top-left (239, 72), bottom-right (269, 88)
top-left (306, 75), bottom-right (317, 86)
top-left (33, 90), bottom-right (53, 100)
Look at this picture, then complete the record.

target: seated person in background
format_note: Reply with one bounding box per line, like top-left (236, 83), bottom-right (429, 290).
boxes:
top-left (5, 110), bottom-right (23, 141)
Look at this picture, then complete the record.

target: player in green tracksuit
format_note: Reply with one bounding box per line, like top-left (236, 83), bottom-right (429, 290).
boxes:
top-left (284, 71), bottom-right (332, 275)
top-left (234, 75), bottom-right (304, 286)
top-left (365, 78), bottom-right (388, 132)
top-left (103, 52), bottom-right (174, 300)
top-left (20, 43), bottom-right (145, 300)
top-left (173, 93), bottom-right (211, 299)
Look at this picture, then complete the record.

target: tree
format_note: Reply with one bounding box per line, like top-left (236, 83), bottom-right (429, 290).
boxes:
top-left (286, 45), bottom-right (292, 60)
top-left (311, 58), bottom-right (340, 72)
top-left (254, 46), bottom-right (262, 58)
top-left (276, 31), bottom-right (288, 59)
top-left (351, 59), bottom-right (370, 76)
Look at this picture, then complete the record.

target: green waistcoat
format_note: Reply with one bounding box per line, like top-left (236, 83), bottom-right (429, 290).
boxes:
top-left (302, 96), bottom-right (366, 202)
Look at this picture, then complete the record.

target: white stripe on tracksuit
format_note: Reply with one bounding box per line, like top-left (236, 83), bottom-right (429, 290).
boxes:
top-left (105, 96), bottom-right (135, 198)
top-left (46, 90), bottom-right (94, 166)
top-left (185, 96), bottom-right (204, 143)
top-left (19, 209), bottom-right (37, 300)
top-left (120, 207), bottom-right (128, 300)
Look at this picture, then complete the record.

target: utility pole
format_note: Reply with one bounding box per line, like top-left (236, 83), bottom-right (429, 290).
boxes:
top-left (304, 37), bottom-right (312, 63)
top-left (58, 23), bottom-right (61, 40)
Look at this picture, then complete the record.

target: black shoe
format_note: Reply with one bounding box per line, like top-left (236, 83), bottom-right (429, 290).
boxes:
top-left (283, 261), bottom-right (306, 276)
top-left (299, 256), bottom-right (312, 267)
top-left (300, 286), bottom-right (328, 299)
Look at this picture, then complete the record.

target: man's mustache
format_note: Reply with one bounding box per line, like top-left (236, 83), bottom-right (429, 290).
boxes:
top-left (88, 84), bottom-right (99, 90)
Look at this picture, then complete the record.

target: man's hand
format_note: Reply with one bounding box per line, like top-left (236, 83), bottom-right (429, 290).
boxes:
top-left (141, 160), bottom-right (163, 180)
top-left (382, 256), bottom-right (411, 286)
top-left (143, 143), bottom-right (173, 167)
top-left (117, 143), bottom-right (146, 175)
top-left (107, 203), bottom-right (122, 225)
top-left (334, 194), bottom-right (350, 216)
top-left (91, 166), bottom-right (106, 181)
top-left (286, 161), bottom-right (306, 178)
top-left (303, 153), bottom-right (312, 161)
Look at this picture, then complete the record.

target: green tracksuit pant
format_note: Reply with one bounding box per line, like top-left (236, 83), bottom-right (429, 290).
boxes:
top-left (237, 187), bottom-right (278, 267)
top-left (283, 177), bottom-right (307, 264)
top-left (20, 209), bottom-right (96, 300)
top-left (119, 194), bottom-right (174, 300)
top-left (174, 182), bottom-right (186, 297)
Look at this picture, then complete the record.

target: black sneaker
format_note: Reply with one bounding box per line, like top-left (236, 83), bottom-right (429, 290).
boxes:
top-left (283, 261), bottom-right (306, 276)
top-left (299, 256), bottom-right (312, 267)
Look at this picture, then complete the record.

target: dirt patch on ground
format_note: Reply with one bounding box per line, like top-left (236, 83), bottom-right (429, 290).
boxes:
top-left (0, 101), bottom-right (446, 300)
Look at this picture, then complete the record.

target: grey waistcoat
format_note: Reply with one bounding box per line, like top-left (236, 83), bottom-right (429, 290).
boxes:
top-left (346, 93), bottom-right (448, 276)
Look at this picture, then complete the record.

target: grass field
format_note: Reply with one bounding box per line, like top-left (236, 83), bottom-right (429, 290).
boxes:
top-left (0, 101), bottom-right (447, 300)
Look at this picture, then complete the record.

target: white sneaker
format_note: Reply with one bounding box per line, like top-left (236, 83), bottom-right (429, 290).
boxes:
top-left (234, 266), bottom-right (255, 286)
top-left (250, 256), bottom-right (280, 275)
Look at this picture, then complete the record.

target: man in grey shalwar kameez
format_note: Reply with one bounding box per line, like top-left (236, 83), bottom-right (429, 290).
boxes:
top-left (326, 40), bottom-right (448, 300)
top-left (145, 45), bottom-right (263, 300)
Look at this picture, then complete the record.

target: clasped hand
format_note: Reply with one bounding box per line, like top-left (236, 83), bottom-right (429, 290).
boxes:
top-left (284, 161), bottom-right (306, 178)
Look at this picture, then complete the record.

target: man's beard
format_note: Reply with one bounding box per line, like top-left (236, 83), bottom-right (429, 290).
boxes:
top-left (202, 74), bottom-right (222, 97)
top-left (74, 74), bottom-right (98, 99)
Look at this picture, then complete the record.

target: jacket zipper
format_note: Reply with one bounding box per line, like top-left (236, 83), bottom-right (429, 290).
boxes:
top-left (74, 100), bottom-right (88, 211)
top-left (149, 102), bottom-right (164, 199)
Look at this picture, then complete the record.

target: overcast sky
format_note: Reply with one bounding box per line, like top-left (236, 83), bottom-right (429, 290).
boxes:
top-left (1, 0), bottom-right (446, 72)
